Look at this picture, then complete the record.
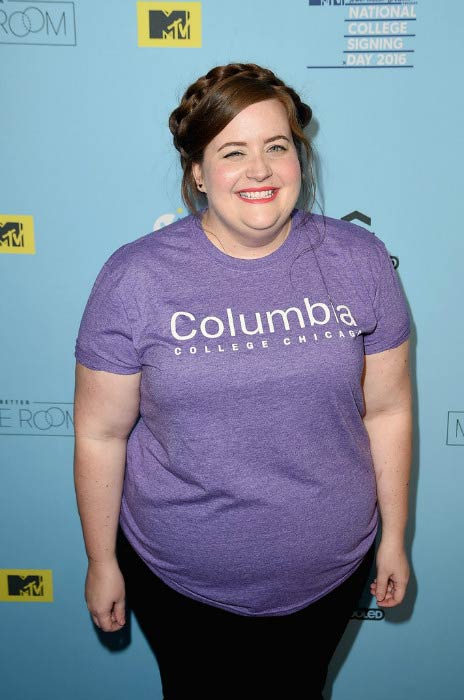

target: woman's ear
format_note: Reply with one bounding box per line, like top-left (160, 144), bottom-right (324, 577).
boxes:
top-left (192, 162), bottom-right (206, 193)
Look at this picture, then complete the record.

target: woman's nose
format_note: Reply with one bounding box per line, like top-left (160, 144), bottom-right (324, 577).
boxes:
top-left (245, 153), bottom-right (272, 180)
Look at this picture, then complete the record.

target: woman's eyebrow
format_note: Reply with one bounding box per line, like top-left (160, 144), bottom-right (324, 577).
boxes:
top-left (217, 135), bottom-right (290, 152)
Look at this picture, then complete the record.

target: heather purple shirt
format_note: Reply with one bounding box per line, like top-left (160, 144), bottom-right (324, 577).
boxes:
top-left (75, 210), bottom-right (410, 616)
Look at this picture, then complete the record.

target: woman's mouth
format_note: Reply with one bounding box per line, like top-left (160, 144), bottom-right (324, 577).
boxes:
top-left (236, 188), bottom-right (279, 203)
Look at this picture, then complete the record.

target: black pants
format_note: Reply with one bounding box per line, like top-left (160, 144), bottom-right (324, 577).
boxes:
top-left (116, 526), bottom-right (375, 700)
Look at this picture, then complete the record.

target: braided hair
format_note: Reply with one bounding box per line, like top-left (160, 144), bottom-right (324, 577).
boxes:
top-left (169, 63), bottom-right (315, 214)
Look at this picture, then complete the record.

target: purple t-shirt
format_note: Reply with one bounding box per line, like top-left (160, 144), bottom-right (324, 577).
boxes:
top-left (75, 210), bottom-right (410, 616)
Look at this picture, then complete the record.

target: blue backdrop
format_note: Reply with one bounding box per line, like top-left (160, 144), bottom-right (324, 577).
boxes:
top-left (1, 1), bottom-right (463, 698)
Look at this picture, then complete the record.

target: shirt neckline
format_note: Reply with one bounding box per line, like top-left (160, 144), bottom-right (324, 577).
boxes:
top-left (189, 209), bottom-right (306, 271)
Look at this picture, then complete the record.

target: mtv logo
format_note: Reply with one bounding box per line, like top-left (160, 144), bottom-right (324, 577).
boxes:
top-left (0, 221), bottom-right (24, 248)
top-left (8, 575), bottom-right (44, 597)
top-left (446, 412), bottom-right (464, 446)
top-left (0, 569), bottom-right (53, 601)
top-left (149, 10), bottom-right (190, 40)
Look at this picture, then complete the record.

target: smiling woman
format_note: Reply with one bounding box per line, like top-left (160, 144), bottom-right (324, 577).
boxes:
top-left (166, 64), bottom-right (317, 261)
top-left (190, 99), bottom-right (302, 258)
top-left (170, 66), bottom-right (314, 200)
top-left (74, 62), bottom-right (412, 700)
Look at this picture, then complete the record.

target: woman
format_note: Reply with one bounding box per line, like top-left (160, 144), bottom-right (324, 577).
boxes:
top-left (73, 63), bottom-right (412, 699)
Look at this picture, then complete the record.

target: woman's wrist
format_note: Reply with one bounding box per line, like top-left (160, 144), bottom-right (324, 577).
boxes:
top-left (87, 553), bottom-right (119, 567)
top-left (378, 528), bottom-right (407, 548)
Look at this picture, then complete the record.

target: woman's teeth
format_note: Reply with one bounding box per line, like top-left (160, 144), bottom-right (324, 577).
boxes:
top-left (239, 190), bottom-right (275, 200)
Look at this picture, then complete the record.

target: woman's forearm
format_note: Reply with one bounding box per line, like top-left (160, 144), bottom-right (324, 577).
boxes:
top-left (363, 408), bottom-right (412, 544)
top-left (74, 436), bottom-right (127, 564)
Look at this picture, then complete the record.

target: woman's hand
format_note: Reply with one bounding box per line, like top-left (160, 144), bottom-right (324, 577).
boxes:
top-left (370, 538), bottom-right (410, 607)
top-left (85, 558), bottom-right (126, 632)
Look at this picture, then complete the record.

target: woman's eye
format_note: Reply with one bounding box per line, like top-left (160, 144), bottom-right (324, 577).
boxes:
top-left (224, 151), bottom-right (244, 159)
top-left (269, 144), bottom-right (287, 153)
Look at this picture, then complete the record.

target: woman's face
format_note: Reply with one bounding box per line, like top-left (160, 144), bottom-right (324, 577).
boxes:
top-left (192, 98), bottom-right (302, 251)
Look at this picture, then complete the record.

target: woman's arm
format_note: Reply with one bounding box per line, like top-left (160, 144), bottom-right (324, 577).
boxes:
top-left (73, 362), bottom-right (141, 631)
top-left (362, 339), bottom-right (412, 607)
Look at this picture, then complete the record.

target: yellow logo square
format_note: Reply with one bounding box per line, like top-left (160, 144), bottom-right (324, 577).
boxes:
top-left (137, 2), bottom-right (202, 47)
top-left (0, 570), bottom-right (53, 602)
top-left (0, 215), bottom-right (35, 254)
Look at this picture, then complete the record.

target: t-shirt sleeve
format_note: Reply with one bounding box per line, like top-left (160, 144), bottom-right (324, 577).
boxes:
top-left (74, 253), bottom-right (142, 374)
top-left (363, 238), bottom-right (410, 355)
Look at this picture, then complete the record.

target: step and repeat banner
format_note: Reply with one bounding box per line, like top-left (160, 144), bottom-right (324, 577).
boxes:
top-left (1, 1), bottom-right (463, 698)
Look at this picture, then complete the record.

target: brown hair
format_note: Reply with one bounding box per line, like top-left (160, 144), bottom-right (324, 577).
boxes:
top-left (169, 63), bottom-right (315, 214)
